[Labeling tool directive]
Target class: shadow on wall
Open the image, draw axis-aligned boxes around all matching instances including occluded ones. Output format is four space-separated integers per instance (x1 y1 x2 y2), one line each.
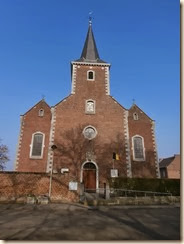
54 125 128 182
131 150 158 178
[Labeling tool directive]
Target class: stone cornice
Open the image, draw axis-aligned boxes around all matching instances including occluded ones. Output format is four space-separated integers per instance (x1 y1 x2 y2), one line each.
71 61 111 67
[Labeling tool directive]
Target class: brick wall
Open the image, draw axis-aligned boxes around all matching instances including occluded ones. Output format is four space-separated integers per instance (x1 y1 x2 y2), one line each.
15 100 51 172
0 172 79 202
167 155 180 179
128 105 157 178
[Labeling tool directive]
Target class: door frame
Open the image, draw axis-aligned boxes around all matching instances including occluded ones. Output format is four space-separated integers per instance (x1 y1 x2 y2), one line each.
80 161 99 191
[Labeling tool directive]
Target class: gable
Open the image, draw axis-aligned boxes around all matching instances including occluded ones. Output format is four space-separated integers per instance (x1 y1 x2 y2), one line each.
23 99 50 116
128 104 153 122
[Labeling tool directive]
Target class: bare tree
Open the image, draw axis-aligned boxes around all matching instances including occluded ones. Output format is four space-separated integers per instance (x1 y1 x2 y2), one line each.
54 125 88 180
0 139 9 171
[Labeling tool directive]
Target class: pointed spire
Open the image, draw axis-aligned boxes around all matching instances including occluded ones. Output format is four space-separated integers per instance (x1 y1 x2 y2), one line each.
75 20 106 63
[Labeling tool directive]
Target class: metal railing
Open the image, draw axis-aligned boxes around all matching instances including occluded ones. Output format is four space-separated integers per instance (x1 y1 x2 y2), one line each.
84 188 172 199
109 188 172 197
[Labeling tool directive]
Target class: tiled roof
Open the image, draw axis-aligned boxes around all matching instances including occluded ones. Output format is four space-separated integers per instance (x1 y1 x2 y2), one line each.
159 156 175 168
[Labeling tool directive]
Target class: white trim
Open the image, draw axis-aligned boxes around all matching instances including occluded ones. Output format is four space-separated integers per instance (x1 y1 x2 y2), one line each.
46 107 56 172
151 121 160 178
123 110 132 177
132 135 146 161
71 64 77 94
87 70 95 81
85 99 96 114
29 132 45 159
71 61 111 67
105 67 110 95
14 115 24 171
80 161 99 191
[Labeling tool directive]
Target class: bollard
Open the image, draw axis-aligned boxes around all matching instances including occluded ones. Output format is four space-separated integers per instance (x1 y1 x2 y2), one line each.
105 183 110 200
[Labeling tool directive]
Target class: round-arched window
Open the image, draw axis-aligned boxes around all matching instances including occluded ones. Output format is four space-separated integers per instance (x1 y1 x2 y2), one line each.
83 126 97 140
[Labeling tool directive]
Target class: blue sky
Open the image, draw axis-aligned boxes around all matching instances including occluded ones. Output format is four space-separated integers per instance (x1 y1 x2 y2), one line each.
0 0 180 171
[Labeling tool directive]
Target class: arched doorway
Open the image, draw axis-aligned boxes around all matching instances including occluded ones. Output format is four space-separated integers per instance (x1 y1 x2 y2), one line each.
82 162 97 193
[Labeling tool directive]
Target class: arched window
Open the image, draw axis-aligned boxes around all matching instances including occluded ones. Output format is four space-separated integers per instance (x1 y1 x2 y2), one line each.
132 136 145 161
133 112 138 120
83 162 96 169
87 70 95 80
30 132 45 158
38 109 44 117
85 100 95 114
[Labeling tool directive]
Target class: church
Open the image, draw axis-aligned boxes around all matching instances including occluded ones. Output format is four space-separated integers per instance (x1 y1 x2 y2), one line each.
14 20 160 192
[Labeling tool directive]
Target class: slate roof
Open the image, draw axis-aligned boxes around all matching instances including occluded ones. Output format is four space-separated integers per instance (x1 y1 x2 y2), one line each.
159 156 175 168
75 23 107 64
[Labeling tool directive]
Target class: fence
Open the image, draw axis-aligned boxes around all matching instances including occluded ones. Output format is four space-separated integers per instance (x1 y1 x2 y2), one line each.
83 187 172 200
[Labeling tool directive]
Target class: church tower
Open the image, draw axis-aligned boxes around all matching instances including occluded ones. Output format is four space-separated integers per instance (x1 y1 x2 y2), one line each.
71 20 110 96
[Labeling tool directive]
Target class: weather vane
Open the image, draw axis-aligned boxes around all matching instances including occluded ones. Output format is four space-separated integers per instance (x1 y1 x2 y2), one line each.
89 11 93 25
132 98 135 104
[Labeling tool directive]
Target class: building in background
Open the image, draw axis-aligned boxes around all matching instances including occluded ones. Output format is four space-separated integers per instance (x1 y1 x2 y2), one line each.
159 154 180 179
14 21 160 192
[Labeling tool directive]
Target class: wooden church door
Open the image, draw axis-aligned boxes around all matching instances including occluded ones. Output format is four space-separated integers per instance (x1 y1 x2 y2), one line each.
83 162 96 192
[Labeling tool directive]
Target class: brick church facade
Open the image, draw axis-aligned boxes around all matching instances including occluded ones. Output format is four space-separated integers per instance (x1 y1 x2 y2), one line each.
14 21 160 191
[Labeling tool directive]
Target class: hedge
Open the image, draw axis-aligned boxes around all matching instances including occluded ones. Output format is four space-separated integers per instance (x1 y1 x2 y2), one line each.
109 178 180 196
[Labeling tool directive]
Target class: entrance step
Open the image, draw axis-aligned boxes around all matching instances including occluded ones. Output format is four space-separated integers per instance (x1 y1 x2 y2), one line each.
83 192 100 206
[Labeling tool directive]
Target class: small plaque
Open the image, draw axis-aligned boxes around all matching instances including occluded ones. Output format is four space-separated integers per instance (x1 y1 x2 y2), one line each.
69 181 78 191
111 169 118 178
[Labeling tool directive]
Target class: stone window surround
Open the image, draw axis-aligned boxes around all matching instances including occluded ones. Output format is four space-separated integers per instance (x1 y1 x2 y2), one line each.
132 135 145 161
133 112 139 120
38 109 44 117
29 132 45 159
87 70 95 81
85 99 96 114
83 125 97 140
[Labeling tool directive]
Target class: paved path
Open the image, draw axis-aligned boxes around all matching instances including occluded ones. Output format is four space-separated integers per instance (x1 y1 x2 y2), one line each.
0 203 180 240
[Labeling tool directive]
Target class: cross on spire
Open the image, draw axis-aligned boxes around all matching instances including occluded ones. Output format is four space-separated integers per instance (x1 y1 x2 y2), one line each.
42 94 45 101
89 11 93 25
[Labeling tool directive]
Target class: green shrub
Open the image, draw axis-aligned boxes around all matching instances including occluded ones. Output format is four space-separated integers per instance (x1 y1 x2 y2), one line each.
109 178 180 196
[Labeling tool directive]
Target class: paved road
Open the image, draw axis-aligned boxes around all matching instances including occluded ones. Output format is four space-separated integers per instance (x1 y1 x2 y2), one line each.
0 203 180 240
